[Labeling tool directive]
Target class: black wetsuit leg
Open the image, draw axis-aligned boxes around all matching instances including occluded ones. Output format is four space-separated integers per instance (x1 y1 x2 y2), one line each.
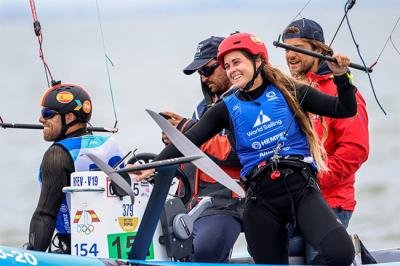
242 168 305 264
242 165 354 265
243 197 289 264
296 188 355 265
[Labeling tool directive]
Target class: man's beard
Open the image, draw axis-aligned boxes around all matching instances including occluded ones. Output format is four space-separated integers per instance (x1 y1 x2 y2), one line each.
290 60 315 80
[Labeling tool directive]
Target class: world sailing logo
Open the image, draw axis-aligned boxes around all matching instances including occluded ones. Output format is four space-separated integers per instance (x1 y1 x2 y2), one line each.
246 109 282 138
253 110 271 127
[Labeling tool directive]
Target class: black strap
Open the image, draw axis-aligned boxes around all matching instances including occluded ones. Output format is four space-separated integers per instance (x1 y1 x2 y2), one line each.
282 169 297 227
244 160 318 228
50 233 70 254
246 181 282 222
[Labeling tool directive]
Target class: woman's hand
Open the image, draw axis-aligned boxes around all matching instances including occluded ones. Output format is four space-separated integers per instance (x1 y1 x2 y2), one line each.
327 54 351 76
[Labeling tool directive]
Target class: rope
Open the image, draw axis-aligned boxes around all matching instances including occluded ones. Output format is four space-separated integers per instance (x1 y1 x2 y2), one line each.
95 0 119 128
290 0 312 22
343 4 387 115
390 36 400 56
370 15 400 68
28 0 56 87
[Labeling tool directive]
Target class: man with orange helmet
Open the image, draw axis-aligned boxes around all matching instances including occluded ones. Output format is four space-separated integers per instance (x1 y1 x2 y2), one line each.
26 84 124 253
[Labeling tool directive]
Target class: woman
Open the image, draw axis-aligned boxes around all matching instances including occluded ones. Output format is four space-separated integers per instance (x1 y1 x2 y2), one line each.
137 32 356 265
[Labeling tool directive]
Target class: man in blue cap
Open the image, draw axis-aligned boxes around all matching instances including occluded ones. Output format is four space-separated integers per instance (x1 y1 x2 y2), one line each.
161 36 243 263
182 36 232 117
282 18 369 263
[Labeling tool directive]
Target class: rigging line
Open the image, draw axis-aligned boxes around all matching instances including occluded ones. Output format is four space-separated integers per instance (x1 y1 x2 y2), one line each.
328 0 356 47
290 0 312 22
390 36 400 56
344 5 387 115
328 15 346 48
95 0 119 128
28 0 55 87
370 15 400 67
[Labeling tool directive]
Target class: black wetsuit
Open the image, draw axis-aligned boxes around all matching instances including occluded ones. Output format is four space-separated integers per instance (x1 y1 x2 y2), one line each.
28 128 89 252
155 74 356 265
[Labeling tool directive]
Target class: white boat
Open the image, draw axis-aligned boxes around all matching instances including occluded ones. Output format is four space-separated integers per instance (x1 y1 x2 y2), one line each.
1 155 399 266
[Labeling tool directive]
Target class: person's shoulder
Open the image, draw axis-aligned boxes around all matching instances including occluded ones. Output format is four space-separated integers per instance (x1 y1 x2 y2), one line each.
43 143 70 161
48 143 68 152
197 98 207 107
221 86 239 99
193 99 207 119
40 143 73 175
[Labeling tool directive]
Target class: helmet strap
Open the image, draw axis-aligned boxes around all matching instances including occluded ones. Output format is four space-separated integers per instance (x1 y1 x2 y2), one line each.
54 114 68 141
55 114 82 141
242 58 265 92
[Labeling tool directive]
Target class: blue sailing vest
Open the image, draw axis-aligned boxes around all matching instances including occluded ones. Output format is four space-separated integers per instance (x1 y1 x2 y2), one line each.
223 84 311 176
38 135 123 235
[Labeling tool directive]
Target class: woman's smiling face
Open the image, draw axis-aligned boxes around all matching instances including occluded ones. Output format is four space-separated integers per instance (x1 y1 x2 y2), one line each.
223 50 263 91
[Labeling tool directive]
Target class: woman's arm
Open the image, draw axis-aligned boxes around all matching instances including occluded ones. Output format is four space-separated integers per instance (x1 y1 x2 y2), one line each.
299 74 357 117
155 101 230 161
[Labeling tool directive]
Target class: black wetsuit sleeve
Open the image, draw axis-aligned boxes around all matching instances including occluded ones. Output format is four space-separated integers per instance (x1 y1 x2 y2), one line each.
298 74 357 117
155 101 230 161
28 145 74 251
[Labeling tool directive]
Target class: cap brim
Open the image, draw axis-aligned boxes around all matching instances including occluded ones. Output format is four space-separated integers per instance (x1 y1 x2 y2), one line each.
183 58 212 75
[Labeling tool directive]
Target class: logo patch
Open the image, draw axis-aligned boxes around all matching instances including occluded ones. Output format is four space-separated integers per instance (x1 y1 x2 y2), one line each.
73 210 100 235
83 100 92 114
250 35 263 45
253 110 271 127
252 142 262 150
194 44 204 59
56 91 74 103
118 217 139 232
74 100 82 111
60 203 68 213
73 210 100 223
266 91 278 101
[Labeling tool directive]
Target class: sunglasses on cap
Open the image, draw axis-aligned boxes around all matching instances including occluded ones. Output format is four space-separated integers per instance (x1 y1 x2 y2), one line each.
198 62 220 77
41 108 59 120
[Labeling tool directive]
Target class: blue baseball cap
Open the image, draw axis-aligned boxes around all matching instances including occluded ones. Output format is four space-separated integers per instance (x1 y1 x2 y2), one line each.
282 18 325 43
183 36 224 75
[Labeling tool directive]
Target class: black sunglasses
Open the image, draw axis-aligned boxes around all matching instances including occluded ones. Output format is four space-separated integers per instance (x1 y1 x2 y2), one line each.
198 62 220 77
41 108 59 120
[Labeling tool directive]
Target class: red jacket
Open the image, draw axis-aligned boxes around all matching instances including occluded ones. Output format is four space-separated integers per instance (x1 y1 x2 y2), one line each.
307 69 369 211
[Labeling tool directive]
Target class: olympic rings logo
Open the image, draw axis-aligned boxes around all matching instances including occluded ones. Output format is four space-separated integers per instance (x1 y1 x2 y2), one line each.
77 224 95 235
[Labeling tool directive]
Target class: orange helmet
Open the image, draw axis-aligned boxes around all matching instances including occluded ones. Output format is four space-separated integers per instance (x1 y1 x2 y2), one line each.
217 32 268 67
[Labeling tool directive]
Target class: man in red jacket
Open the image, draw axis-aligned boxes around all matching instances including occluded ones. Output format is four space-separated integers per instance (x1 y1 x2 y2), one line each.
282 18 369 263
